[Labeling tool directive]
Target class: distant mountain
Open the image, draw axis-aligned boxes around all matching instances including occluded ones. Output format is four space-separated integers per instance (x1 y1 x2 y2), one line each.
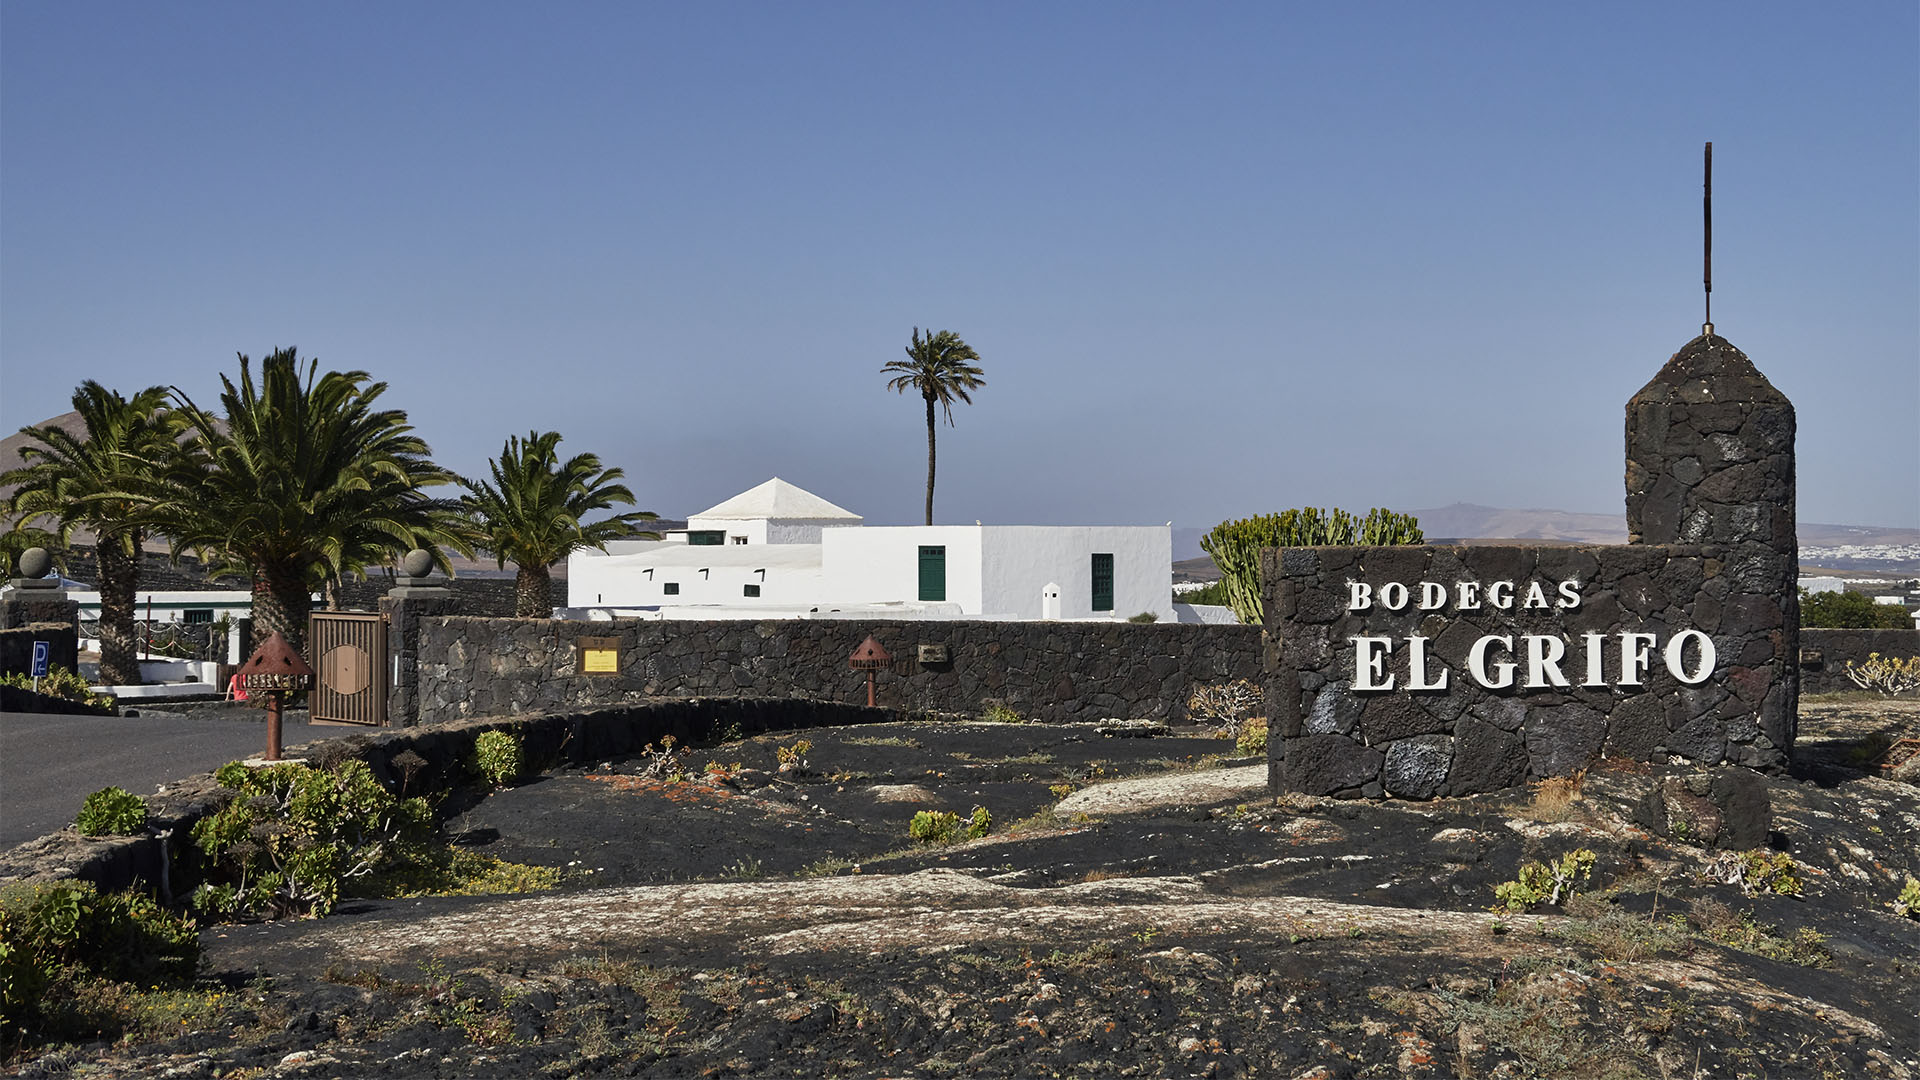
1174 504 1920 577
1412 503 1629 545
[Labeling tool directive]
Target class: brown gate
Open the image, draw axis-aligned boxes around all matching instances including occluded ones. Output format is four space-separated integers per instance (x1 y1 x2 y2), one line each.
309 612 389 726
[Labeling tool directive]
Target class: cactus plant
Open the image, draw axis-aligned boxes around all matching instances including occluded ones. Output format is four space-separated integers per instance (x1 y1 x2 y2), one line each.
1199 507 1423 624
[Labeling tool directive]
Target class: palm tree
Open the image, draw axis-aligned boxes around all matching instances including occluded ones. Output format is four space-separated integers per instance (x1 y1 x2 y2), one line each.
157 349 470 658
1 382 177 685
883 327 986 525
460 431 659 617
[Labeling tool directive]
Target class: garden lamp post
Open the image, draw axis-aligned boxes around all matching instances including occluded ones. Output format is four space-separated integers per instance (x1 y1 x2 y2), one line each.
235 631 315 761
848 635 891 708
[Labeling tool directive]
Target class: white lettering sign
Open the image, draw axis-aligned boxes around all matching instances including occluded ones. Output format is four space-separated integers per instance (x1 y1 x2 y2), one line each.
1349 628 1721 692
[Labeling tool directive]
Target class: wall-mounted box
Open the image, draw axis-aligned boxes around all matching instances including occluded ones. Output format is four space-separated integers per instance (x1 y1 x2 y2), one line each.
917 643 950 664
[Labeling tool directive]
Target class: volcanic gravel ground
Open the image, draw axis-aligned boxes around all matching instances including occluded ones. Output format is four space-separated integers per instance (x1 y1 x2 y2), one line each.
10 702 1920 1078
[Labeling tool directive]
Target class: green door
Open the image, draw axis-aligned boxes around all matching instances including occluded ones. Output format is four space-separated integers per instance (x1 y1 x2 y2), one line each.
918 546 947 602
1091 553 1114 611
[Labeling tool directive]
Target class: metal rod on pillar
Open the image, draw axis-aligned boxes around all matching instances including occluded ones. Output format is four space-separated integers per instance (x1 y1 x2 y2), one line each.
1703 141 1713 336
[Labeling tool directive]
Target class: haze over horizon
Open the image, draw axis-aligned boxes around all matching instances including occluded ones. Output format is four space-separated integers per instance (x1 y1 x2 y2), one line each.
3 5 1914 532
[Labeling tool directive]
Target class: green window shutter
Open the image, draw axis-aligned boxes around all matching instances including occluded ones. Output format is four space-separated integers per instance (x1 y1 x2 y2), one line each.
1091 553 1114 611
687 531 725 546
918 546 947 602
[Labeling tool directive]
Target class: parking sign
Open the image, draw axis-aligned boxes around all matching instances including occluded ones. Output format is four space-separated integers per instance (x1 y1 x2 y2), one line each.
30 640 50 678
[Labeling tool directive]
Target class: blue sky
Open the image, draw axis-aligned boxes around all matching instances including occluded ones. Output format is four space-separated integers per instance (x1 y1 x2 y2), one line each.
3 3 1915 531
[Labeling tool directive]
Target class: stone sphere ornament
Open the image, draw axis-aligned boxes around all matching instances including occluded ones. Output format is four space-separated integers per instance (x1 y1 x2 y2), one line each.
401 549 435 580
16 547 52 580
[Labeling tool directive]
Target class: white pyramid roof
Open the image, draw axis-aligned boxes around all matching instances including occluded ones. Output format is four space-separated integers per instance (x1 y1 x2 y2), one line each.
691 478 861 522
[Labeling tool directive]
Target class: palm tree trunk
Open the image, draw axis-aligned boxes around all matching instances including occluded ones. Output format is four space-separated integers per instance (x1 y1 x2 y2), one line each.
96 536 143 686
515 564 551 618
924 394 937 526
252 563 313 659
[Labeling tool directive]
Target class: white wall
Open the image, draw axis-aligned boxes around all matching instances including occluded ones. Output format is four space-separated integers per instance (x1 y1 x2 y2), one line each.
821 527 986 613
69 589 257 623
566 547 823 609
683 518 770 545
571 524 1172 621
979 526 1172 620
682 516 861 545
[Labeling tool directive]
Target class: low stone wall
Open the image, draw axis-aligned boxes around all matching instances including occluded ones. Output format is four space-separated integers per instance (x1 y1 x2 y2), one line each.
1265 543 1797 799
0 697 891 896
0 623 78 679
414 617 1263 726
1800 628 1920 694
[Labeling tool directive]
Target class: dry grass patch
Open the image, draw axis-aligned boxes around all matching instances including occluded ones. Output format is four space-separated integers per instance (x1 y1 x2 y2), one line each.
1523 770 1587 823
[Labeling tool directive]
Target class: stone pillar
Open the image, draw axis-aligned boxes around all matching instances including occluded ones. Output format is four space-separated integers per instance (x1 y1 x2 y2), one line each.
1 547 80 631
378 550 461 727
1625 332 1798 756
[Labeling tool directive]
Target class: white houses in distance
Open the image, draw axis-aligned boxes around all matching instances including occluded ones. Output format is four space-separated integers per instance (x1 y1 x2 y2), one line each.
564 478 1175 622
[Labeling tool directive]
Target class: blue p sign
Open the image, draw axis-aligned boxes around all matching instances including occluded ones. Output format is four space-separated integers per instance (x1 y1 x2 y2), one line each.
30 641 50 678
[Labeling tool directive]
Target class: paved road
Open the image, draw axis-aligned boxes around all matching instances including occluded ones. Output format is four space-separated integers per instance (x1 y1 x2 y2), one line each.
0 709 322 849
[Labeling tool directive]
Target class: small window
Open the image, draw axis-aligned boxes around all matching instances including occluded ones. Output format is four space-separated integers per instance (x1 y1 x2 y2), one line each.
687 530 725 546
1091 553 1114 611
731 535 748 545
182 609 214 625
663 582 680 595
743 584 761 597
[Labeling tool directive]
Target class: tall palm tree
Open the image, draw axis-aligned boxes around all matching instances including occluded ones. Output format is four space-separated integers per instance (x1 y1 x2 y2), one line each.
882 327 986 525
1 382 177 685
460 431 659 617
157 349 470 658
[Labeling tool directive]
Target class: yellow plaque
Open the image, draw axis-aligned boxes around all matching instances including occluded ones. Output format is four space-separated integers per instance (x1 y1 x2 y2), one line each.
582 648 618 673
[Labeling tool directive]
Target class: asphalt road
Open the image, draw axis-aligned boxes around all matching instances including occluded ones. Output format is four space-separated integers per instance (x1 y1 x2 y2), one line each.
0 709 320 849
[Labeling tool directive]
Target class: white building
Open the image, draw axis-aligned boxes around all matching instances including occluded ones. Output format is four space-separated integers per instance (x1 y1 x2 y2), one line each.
565 478 1174 622
677 477 863 546
69 588 255 629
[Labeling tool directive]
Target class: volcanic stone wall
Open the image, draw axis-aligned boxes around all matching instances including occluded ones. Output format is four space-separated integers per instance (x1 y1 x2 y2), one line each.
0 623 77 678
1799 627 1920 694
414 617 1262 725
1263 542 1796 798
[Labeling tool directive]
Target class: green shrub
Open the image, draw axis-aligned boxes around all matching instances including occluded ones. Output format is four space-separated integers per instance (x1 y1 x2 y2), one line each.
471 730 524 787
0 665 113 709
1734 851 1803 897
74 786 147 837
909 807 991 845
1127 611 1158 623
979 701 1023 724
0 881 199 1030
1494 849 1596 911
1800 588 1914 629
1235 716 1269 757
775 739 813 773
1893 878 1920 918
967 806 992 839
909 810 960 844
358 846 561 899
191 759 431 919
1201 508 1422 624
1843 653 1920 696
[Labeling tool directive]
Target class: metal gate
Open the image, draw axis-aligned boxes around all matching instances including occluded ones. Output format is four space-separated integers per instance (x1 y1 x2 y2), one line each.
310 612 389 726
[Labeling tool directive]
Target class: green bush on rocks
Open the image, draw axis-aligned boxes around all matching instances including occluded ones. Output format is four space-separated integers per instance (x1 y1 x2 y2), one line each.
191 759 431 919
0 880 199 1032
74 786 147 837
